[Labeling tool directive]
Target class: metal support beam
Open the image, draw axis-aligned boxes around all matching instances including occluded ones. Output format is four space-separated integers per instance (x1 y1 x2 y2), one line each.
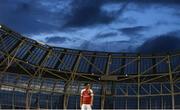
63 53 82 109
121 53 126 75
50 81 57 109
12 74 21 109
111 57 137 74
0 25 180 110
22 45 36 61
88 53 96 73
63 83 69 109
25 49 53 109
160 83 164 109
141 57 167 75
152 55 157 74
167 55 175 109
81 55 104 74
0 33 9 52
54 50 66 69
105 54 111 75
101 82 105 109
137 55 141 109
33 74 44 109
100 54 112 109
0 39 25 81
8 39 22 55
150 85 151 109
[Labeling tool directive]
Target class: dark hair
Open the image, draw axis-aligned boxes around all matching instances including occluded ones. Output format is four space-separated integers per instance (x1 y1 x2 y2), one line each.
84 83 90 86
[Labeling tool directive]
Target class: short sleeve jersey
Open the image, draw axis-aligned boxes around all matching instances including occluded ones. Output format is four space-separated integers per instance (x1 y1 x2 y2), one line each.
81 89 93 104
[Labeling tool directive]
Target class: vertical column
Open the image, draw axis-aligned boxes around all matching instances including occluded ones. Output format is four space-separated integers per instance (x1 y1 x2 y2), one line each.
112 81 115 109
25 48 52 109
100 54 112 109
12 88 15 109
0 39 24 79
76 82 80 110
125 84 128 110
125 97 127 110
160 83 163 109
150 84 151 109
167 55 174 109
137 55 141 109
25 79 31 109
105 54 111 75
50 81 57 109
121 53 126 75
63 83 69 109
100 82 105 109
63 53 82 109
36 74 43 109
12 75 20 109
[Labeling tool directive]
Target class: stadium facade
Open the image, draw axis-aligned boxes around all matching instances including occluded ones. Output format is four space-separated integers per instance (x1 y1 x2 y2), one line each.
0 24 180 109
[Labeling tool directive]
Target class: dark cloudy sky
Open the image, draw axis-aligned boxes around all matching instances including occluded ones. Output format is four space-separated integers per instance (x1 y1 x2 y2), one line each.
0 0 180 53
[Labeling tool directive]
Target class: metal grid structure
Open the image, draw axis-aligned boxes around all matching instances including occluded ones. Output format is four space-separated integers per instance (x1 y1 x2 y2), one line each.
0 24 180 109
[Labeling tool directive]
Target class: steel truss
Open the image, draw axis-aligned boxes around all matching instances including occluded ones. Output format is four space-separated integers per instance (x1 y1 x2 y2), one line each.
0 24 180 109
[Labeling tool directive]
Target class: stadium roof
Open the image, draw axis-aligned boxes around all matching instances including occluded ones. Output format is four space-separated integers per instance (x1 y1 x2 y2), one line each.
0 24 179 82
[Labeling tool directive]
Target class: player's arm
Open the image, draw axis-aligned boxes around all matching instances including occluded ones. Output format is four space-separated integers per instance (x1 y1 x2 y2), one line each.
80 95 83 107
80 90 83 107
90 90 94 106
91 96 93 106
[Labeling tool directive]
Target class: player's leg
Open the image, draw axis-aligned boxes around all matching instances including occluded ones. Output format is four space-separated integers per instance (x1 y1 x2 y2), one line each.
86 104 92 110
81 104 86 110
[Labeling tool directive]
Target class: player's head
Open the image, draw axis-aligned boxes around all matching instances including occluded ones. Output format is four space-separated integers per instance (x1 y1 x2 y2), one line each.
84 83 90 89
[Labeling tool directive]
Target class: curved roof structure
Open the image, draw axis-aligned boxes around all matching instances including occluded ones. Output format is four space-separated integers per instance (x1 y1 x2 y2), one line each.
0 24 180 109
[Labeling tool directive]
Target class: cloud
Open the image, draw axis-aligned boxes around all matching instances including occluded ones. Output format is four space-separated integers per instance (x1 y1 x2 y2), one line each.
63 0 130 28
129 0 180 5
94 32 118 39
167 30 180 36
45 36 71 43
173 12 180 17
63 0 113 27
79 40 93 50
101 0 180 5
79 40 136 52
0 0 129 33
137 34 180 53
0 0 65 34
1 0 180 53
119 26 149 37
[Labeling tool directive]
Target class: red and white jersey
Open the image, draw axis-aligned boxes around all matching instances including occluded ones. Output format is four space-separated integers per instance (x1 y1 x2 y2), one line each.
81 89 94 104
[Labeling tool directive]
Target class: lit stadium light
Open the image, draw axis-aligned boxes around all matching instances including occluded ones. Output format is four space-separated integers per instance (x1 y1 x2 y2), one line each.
123 72 128 76
0 25 2 28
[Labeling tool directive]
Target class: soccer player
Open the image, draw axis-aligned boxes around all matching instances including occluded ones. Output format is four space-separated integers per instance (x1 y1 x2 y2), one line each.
80 83 94 110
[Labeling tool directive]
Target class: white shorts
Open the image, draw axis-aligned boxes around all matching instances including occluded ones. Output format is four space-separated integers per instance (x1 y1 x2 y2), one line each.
81 104 92 110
